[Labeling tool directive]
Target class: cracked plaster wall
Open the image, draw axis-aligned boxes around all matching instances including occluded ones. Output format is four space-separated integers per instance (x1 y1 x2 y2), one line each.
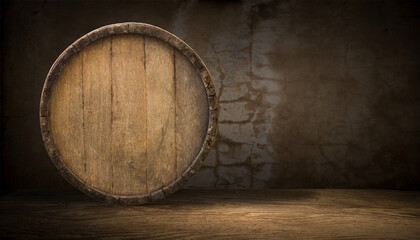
2 0 420 189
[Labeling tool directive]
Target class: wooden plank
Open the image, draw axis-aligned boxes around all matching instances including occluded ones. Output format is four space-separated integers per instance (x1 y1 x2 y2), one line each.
82 37 112 193
110 34 147 195
145 36 176 192
2 190 420 239
49 53 85 180
175 50 209 177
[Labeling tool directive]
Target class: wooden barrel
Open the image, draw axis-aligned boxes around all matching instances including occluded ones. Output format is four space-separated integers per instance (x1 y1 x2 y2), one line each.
40 23 218 204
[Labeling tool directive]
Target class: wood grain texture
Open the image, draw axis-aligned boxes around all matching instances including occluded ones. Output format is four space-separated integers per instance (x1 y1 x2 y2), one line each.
175 50 208 177
41 23 218 203
1 190 420 239
110 34 147 195
49 53 84 180
145 36 176 191
82 38 113 193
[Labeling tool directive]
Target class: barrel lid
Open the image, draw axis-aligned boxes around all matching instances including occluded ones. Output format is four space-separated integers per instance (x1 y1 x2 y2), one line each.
40 23 218 205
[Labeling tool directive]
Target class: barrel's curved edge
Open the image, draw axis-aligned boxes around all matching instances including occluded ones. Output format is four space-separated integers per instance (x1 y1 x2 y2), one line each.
40 22 218 205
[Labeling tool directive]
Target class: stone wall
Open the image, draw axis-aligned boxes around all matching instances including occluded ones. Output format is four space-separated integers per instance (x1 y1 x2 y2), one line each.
2 0 420 189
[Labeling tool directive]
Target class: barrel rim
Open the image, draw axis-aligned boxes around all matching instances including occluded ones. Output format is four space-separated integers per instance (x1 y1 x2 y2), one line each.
39 22 218 205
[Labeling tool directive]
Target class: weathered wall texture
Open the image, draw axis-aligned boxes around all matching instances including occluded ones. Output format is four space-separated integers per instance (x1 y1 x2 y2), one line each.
2 0 420 190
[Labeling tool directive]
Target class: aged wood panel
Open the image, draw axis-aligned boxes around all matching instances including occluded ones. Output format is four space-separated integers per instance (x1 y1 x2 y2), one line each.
82 38 113 193
175 50 209 177
145 36 176 192
42 22 218 203
110 35 147 195
49 53 85 180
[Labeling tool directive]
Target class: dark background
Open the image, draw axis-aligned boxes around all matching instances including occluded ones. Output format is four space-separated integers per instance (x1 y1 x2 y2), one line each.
1 0 419 191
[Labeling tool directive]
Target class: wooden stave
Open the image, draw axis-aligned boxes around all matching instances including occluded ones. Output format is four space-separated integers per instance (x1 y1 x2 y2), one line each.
39 22 218 205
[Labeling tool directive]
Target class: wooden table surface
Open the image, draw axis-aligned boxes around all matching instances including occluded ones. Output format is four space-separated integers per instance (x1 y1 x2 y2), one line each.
1 189 420 239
